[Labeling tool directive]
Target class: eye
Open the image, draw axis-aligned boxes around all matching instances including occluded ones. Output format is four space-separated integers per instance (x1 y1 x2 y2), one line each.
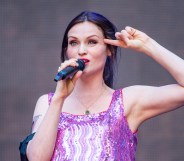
88 40 97 45
69 40 78 46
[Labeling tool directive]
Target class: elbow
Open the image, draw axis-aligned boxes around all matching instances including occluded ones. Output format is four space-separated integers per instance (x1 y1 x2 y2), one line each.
27 143 51 161
27 149 43 161
175 83 184 89
180 84 184 88
178 82 184 88
176 76 184 87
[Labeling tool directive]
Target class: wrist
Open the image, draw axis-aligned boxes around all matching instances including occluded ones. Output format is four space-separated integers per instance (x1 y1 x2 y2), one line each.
51 94 66 104
141 37 160 57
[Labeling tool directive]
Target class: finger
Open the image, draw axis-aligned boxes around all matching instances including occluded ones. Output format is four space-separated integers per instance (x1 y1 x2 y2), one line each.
71 71 83 85
58 59 78 72
115 32 130 47
104 38 124 47
120 30 134 40
125 26 139 36
115 32 122 40
116 32 130 42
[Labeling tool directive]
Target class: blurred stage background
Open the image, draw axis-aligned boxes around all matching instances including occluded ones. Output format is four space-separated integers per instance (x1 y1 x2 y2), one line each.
1 0 184 160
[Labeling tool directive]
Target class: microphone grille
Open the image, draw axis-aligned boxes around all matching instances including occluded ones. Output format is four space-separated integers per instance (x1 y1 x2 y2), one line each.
77 59 85 71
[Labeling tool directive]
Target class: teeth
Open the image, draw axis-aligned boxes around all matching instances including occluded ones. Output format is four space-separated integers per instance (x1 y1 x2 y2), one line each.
82 59 89 63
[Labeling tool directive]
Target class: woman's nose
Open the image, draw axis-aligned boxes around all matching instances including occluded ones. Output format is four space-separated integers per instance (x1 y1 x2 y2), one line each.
78 45 87 56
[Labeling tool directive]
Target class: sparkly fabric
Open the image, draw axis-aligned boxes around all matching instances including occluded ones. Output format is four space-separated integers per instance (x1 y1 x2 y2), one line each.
49 89 137 161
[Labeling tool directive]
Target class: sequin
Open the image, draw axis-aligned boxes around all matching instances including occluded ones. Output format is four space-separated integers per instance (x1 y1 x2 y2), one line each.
49 89 137 161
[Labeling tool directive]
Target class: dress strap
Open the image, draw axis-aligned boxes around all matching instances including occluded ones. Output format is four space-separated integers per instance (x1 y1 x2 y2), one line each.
113 89 123 103
111 88 125 113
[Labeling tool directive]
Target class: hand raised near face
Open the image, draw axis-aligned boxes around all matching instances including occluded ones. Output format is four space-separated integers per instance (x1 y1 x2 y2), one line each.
104 26 151 53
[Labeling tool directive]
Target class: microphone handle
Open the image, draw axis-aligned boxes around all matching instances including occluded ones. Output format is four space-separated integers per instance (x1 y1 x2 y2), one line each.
54 59 85 82
54 66 78 81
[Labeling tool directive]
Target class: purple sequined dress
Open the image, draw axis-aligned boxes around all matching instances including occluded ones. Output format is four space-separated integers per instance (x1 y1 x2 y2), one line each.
48 89 137 161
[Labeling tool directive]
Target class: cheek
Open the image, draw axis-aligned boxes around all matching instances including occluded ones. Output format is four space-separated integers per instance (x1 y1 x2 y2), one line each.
92 46 108 59
66 47 77 58
91 48 108 69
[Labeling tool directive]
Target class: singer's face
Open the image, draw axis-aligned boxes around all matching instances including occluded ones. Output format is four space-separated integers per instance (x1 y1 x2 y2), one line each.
66 21 110 76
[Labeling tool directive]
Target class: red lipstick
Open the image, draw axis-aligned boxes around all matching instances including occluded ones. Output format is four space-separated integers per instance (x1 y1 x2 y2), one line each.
80 58 90 64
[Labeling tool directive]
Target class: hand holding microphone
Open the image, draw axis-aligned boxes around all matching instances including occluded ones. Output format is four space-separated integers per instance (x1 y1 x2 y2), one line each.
54 59 87 82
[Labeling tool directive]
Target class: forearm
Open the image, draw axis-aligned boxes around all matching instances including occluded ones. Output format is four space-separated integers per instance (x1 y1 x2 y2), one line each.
143 38 184 86
27 95 64 161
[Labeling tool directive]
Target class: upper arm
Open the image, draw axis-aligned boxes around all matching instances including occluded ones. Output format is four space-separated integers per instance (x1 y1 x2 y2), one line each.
123 84 184 129
138 84 184 120
31 94 49 133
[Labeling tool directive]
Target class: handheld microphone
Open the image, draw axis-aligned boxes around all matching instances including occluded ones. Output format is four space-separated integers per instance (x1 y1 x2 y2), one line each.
54 59 85 82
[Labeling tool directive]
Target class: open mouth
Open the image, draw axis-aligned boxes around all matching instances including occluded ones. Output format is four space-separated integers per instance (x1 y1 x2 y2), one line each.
80 58 90 64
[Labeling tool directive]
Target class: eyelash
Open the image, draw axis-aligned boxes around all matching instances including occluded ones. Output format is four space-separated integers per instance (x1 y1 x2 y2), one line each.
69 41 77 46
68 40 98 46
88 40 97 45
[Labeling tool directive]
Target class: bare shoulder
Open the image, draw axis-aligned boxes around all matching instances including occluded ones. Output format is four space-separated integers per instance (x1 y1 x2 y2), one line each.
31 94 49 133
33 94 50 117
122 85 143 115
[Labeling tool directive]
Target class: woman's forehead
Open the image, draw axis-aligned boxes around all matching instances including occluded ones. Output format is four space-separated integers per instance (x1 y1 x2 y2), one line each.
68 21 104 38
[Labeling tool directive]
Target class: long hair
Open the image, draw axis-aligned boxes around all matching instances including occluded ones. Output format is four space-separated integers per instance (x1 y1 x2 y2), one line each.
61 11 118 88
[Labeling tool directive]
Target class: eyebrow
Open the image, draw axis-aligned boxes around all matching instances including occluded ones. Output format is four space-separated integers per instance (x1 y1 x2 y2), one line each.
68 35 101 39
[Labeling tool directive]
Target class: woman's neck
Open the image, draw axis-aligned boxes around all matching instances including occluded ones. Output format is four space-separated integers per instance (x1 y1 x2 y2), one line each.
67 74 114 115
74 78 105 94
